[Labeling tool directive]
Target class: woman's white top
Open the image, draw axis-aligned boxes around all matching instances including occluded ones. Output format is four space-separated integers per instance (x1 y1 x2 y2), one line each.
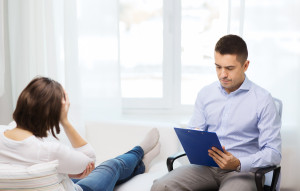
0 124 96 191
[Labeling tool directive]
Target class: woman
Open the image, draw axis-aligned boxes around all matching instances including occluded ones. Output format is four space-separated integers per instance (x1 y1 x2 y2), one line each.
0 77 161 191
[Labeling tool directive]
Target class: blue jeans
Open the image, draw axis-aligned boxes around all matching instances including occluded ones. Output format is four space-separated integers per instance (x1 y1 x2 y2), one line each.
73 146 145 191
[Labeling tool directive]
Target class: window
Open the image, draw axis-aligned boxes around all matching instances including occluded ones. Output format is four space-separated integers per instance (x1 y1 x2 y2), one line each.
119 0 163 99
120 0 240 108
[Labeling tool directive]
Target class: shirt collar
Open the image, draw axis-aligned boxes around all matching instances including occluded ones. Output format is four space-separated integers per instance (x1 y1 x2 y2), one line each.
218 75 252 95
238 75 251 91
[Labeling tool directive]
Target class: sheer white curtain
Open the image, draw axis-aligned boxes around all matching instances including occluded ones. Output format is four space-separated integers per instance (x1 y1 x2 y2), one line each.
7 0 66 107
2 0 121 135
4 0 86 138
0 0 5 97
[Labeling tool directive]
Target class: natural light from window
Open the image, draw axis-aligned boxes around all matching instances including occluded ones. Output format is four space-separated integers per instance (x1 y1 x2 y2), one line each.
119 0 163 98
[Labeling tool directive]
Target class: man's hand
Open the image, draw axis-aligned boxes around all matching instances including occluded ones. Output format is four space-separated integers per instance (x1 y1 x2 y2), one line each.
208 146 240 170
69 162 95 179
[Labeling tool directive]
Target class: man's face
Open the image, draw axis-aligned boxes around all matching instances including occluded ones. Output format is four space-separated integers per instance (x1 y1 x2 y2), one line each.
214 52 249 94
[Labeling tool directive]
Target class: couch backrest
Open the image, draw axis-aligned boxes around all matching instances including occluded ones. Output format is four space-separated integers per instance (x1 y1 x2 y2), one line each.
85 120 181 165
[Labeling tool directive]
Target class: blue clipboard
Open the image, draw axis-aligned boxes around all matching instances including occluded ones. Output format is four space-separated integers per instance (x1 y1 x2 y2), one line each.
174 127 223 167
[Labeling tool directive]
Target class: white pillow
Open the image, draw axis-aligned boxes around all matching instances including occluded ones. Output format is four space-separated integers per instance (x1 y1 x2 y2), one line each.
0 160 65 190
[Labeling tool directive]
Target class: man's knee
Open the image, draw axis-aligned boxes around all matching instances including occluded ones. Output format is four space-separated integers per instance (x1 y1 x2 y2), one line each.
151 165 204 191
151 171 186 191
220 172 256 191
151 177 169 191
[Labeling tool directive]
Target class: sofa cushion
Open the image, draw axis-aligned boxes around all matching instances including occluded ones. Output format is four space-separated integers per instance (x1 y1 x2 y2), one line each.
0 160 65 190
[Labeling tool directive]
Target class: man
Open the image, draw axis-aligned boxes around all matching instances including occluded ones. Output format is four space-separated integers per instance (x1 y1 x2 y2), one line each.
151 34 281 191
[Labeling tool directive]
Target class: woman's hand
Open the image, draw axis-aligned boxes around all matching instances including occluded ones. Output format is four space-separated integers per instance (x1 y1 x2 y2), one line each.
69 162 95 179
60 89 70 126
60 89 87 148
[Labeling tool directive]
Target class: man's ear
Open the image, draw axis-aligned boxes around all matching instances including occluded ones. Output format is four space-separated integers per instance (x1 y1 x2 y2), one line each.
243 60 250 72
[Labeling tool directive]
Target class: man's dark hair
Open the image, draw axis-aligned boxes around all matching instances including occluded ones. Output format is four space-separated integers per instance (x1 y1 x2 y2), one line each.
215 34 248 64
13 77 64 139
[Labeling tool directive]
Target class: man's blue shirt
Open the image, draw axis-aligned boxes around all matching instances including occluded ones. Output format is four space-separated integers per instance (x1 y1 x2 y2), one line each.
188 76 282 172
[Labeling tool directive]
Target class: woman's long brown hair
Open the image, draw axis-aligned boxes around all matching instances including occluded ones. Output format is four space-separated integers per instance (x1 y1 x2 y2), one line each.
13 77 64 139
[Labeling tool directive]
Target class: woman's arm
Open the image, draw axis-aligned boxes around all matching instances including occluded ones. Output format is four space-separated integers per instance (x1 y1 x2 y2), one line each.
51 90 96 174
49 141 95 174
60 90 87 148
68 162 95 179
